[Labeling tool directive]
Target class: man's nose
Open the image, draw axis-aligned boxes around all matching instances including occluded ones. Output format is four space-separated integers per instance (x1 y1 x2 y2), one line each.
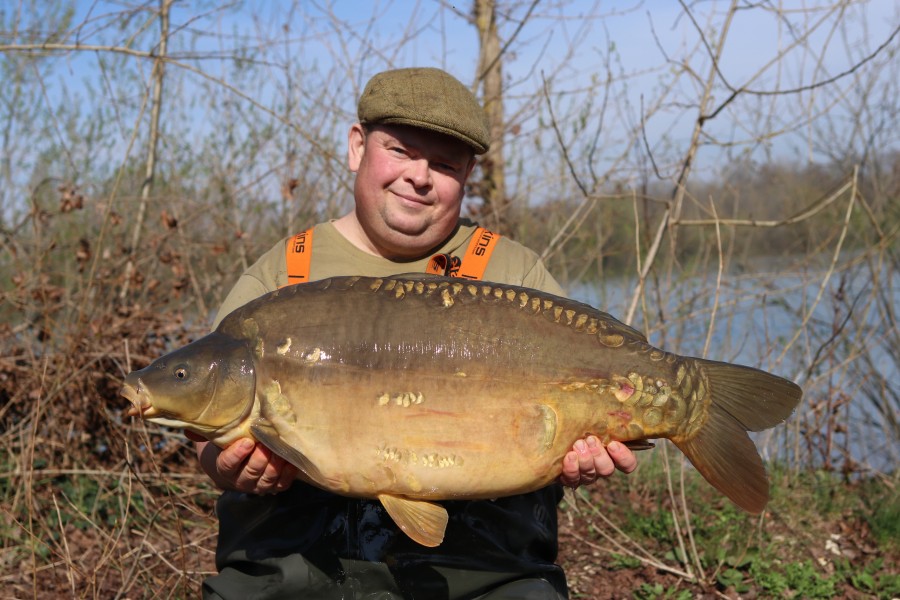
405 158 432 188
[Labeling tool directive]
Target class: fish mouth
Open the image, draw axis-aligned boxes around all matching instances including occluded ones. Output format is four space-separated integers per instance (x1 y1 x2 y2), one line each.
121 381 157 419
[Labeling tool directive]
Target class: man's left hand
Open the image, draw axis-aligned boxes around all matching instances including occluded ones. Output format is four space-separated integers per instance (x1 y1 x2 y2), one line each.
559 437 637 488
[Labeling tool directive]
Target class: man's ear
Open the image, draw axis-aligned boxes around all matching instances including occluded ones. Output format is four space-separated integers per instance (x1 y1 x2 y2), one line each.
465 156 477 180
348 123 366 172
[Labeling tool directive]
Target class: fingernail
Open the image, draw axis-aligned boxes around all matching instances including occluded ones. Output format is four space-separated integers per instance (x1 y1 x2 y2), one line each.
574 440 586 453
586 436 599 448
240 439 255 451
608 441 621 452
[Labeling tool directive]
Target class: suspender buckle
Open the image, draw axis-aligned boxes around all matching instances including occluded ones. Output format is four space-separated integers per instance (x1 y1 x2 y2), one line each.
426 253 462 277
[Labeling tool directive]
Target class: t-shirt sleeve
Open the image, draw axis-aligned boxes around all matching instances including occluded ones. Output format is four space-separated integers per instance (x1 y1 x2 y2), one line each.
211 274 269 329
521 258 565 297
483 237 566 297
210 239 287 329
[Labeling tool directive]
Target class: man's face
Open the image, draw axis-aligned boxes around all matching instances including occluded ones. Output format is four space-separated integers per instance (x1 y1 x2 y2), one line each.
348 123 476 259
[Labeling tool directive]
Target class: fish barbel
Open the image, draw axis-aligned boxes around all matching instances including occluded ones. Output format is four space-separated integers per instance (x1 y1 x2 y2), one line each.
121 275 802 547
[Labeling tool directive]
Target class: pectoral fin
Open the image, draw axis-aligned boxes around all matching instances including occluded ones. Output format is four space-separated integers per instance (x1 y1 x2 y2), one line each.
623 440 655 451
378 494 448 547
250 420 324 484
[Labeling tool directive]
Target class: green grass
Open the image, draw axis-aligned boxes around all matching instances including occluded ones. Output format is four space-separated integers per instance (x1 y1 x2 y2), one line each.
560 449 900 599
633 582 693 600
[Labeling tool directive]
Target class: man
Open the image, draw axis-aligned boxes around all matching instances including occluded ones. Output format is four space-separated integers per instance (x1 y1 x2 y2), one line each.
194 67 636 599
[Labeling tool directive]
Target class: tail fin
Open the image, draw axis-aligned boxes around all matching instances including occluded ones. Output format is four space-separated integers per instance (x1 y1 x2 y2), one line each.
672 361 802 513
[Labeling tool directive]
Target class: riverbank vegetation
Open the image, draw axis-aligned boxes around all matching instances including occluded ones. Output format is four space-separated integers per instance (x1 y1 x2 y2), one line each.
2 2 898 597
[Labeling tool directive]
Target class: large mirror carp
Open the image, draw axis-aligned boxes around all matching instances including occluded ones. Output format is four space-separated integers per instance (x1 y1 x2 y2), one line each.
122 275 802 547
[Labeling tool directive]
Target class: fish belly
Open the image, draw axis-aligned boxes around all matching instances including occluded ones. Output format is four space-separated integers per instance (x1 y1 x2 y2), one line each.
255 359 625 500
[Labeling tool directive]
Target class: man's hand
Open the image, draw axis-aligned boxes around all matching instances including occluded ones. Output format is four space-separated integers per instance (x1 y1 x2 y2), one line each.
186 432 298 495
559 437 637 488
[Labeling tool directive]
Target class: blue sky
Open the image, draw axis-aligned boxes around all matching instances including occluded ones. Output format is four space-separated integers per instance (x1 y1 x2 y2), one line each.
7 0 900 206
59 1 899 104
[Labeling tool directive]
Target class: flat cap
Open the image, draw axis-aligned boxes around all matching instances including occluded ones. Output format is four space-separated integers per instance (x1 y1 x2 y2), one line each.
358 67 490 154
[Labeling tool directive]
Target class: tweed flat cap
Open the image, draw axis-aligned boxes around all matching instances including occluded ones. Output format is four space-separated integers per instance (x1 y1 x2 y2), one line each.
358 67 490 154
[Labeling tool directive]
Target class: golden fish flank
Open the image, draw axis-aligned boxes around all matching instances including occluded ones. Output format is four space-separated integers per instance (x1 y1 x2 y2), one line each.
377 391 425 407
121 274 803 548
599 332 625 347
419 452 463 469
259 380 299 426
276 337 292 355
378 446 404 462
377 446 463 470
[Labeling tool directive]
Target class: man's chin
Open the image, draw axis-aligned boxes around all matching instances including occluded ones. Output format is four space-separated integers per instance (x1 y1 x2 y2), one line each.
379 226 448 259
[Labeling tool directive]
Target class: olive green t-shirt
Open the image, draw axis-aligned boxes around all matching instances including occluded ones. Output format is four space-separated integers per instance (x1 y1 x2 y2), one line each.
212 219 564 328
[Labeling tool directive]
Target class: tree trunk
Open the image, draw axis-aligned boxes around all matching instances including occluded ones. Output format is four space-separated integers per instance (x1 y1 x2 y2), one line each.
120 0 171 302
474 0 510 233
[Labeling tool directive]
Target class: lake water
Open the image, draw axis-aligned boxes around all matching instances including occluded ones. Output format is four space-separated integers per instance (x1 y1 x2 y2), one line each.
568 263 900 476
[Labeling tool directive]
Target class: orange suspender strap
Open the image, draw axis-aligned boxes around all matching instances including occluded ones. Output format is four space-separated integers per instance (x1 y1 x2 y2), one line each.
458 226 500 280
426 227 500 280
283 227 314 288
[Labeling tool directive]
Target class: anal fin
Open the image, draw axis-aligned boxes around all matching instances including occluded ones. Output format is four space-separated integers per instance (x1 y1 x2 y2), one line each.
378 494 448 547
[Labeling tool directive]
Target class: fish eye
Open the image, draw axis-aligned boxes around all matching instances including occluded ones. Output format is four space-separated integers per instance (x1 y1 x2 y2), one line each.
173 365 190 380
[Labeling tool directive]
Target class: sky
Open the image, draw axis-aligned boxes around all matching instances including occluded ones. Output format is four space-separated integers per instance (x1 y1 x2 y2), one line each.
204 0 900 170
5 0 899 209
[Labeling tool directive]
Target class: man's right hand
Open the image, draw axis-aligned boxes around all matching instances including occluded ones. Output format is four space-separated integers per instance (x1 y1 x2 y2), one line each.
186 432 298 494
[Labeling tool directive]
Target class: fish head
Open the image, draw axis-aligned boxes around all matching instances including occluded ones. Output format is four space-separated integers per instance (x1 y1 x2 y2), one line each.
121 332 256 437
